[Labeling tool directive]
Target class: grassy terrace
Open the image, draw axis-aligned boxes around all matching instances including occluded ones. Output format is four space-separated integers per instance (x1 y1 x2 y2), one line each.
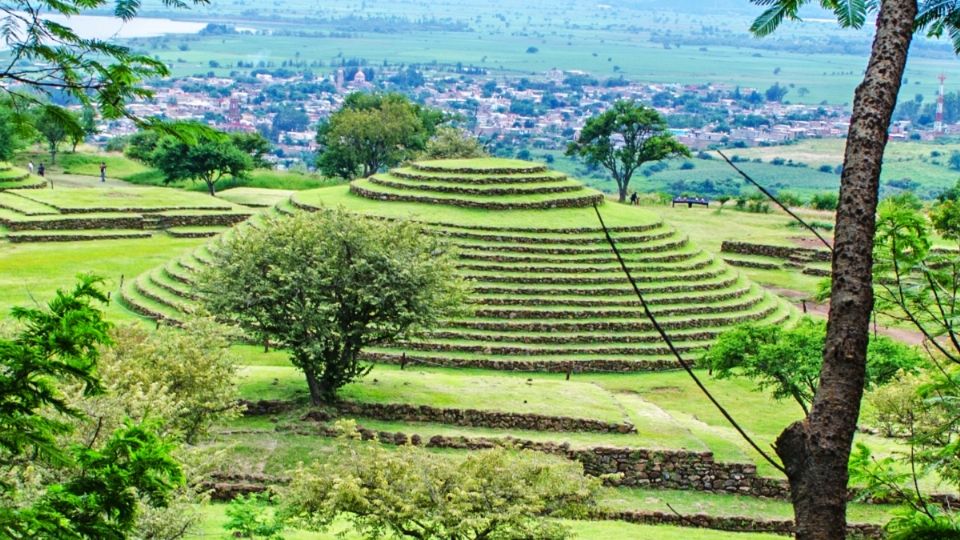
114 158 939 531
125 159 795 373
6 159 929 536
15 186 244 212
190 505 789 540
291 185 659 229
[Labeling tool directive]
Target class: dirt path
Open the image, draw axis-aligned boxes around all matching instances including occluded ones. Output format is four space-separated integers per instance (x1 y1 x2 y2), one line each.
41 172 135 189
765 286 925 346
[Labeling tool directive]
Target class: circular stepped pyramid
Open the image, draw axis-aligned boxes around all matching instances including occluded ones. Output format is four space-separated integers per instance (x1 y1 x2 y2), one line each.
350 158 605 209
120 158 796 372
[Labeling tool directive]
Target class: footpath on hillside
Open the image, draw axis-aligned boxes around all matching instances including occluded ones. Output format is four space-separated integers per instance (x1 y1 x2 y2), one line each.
766 286 924 346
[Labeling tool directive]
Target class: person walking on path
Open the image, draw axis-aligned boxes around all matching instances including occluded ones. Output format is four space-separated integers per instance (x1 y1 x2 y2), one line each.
100 162 106 183
37 163 44 177
27 161 34 175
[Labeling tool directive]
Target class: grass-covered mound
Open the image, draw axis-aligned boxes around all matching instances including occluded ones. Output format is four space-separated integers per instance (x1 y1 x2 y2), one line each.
352 158 605 209
122 158 795 372
0 163 44 190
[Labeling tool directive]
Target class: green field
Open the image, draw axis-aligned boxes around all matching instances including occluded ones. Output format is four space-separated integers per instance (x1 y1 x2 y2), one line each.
732 138 960 198
123 0 960 106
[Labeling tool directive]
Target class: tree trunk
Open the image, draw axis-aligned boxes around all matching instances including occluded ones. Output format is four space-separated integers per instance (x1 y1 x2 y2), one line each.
774 1 916 538
207 180 216 196
303 364 323 406
617 182 627 203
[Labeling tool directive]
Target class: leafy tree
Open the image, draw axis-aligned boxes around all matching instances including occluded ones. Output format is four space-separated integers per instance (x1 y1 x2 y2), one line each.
283 422 601 540
950 150 960 171
20 421 184 540
764 82 789 102
0 104 28 162
230 131 273 168
749 0 960 534
701 317 923 415
0 276 184 538
97 318 242 444
421 126 487 160
0 0 205 135
67 107 97 153
124 130 161 162
150 128 253 195
316 93 444 179
848 443 960 539
566 100 689 202
270 107 310 135
33 106 82 164
197 209 468 404
0 275 110 469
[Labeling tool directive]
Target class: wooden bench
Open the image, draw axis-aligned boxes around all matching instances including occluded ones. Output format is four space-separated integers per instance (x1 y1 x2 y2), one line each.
672 197 711 208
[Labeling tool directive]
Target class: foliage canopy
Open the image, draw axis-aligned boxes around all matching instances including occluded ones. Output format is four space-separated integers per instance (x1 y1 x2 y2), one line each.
198 209 468 403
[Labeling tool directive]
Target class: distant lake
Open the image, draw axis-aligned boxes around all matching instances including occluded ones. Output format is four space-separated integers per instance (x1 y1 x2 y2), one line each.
7 12 207 40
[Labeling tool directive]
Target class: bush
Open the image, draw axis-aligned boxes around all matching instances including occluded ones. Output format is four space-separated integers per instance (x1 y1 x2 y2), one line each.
225 493 285 539
777 191 804 207
283 422 602 540
818 164 834 173
679 161 695 170
810 192 839 211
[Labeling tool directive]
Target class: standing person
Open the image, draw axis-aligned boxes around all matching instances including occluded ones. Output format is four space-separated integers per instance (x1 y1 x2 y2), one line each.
27 161 34 175
99 162 106 183
37 163 44 177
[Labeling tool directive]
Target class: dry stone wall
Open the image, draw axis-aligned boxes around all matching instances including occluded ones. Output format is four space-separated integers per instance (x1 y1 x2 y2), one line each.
349 183 604 210
331 401 637 434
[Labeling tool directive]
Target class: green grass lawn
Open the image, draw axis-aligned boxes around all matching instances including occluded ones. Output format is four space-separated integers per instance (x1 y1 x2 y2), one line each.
16 150 338 193
293 184 661 229
16 186 242 211
217 187 295 207
190 502 789 540
238 364 629 424
0 235 206 322
598 487 895 524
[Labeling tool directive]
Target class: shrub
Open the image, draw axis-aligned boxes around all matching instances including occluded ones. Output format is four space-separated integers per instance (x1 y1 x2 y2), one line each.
777 191 804 207
225 493 285 539
810 192 839 211
283 422 602 540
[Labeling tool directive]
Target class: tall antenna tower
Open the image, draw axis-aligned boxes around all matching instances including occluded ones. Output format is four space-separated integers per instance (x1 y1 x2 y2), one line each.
936 73 946 133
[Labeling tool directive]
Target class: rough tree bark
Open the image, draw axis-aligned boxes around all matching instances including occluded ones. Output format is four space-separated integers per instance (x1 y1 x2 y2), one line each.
773 1 917 538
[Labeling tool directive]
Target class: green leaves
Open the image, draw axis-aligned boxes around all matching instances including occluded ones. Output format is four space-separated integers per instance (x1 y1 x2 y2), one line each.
198 209 469 403
918 0 960 53
749 0 878 37
139 124 252 195
0 0 207 121
566 100 689 201
750 2 801 37
317 92 445 179
0 277 185 539
702 317 924 413
283 424 600 540
0 275 111 469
